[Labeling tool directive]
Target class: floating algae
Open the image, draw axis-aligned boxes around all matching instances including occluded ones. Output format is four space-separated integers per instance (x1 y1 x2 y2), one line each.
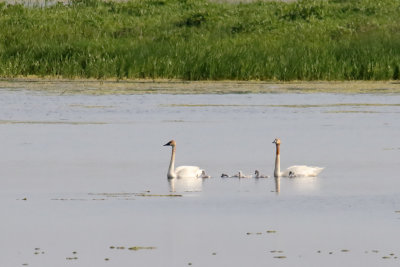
273 256 287 259
69 104 115 109
0 120 106 125
3 80 400 95
246 232 263 235
134 193 182 197
128 246 157 251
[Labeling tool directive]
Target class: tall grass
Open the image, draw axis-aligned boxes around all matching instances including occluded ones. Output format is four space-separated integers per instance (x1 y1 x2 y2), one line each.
1 0 400 80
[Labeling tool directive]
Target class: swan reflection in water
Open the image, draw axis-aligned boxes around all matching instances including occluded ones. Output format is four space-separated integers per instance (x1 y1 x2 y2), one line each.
273 176 319 194
168 177 204 192
274 177 280 194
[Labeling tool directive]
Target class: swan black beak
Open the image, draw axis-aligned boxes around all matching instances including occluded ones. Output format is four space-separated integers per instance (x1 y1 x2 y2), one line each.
163 142 171 146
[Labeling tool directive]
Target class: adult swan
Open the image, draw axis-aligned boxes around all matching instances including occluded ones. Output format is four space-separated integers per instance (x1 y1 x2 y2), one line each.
273 138 324 178
164 140 204 179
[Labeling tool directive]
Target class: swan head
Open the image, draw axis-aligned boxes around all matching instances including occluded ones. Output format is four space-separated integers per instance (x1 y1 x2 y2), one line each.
255 170 259 175
272 138 281 145
163 140 176 147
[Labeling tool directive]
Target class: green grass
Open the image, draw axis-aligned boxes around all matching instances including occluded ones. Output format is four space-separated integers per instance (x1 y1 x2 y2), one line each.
1 0 400 80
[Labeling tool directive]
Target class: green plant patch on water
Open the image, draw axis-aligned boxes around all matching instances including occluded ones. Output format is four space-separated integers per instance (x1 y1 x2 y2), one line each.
69 104 115 109
273 256 287 259
134 193 183 197
323 110 381 114
1 80 400 94
0 78 400 95
164 103 400 108
89 192 136 198
2 0 400 81
128 246 157 251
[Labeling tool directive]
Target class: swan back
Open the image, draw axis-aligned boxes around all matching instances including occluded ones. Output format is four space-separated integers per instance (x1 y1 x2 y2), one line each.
175 166 203 178
282 165 324 177
255 170 269 178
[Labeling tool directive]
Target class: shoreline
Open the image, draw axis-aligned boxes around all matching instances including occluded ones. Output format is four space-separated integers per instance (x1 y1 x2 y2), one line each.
1 78 400 94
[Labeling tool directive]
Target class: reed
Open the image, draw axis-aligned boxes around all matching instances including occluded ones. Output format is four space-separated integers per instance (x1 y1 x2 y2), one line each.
1 0 400 80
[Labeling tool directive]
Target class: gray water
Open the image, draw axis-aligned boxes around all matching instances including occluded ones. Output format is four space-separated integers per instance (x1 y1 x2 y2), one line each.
0 87 400 266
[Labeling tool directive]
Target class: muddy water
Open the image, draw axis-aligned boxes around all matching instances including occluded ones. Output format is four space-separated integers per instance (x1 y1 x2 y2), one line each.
0 85 399 266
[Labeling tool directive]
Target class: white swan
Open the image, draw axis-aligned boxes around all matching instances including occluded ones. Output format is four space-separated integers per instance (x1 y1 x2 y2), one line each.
254 170 269 178
164 140 203 179
273 138 324 177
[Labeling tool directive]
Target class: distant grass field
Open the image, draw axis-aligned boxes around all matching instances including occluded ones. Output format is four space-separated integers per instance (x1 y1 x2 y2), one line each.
1 0 400 80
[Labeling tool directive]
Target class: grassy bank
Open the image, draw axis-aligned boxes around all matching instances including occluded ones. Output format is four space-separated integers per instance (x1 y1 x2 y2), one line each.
1 0 400 80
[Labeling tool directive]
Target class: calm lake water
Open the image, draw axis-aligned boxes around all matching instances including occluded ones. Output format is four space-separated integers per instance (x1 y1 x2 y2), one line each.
0 84 400 266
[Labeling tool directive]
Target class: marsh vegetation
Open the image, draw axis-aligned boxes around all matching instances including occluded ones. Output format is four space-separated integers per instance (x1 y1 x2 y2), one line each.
1 0 400 80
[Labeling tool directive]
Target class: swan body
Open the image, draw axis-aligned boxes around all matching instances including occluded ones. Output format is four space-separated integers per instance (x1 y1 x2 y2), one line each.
273 138 324 178
234 171 251 178
164 140 203 179
254 170 269 178
222 171 252 178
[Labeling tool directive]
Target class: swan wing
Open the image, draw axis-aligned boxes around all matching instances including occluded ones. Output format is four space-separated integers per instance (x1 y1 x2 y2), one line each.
282 165 324 177
175 166 203 178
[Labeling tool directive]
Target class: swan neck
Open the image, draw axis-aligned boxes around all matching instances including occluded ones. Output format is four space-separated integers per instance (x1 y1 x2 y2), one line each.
274 144 281 177
168 145 176 179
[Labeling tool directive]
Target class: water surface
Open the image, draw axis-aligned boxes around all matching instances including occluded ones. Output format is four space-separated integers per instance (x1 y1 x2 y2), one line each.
0 85 399 266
